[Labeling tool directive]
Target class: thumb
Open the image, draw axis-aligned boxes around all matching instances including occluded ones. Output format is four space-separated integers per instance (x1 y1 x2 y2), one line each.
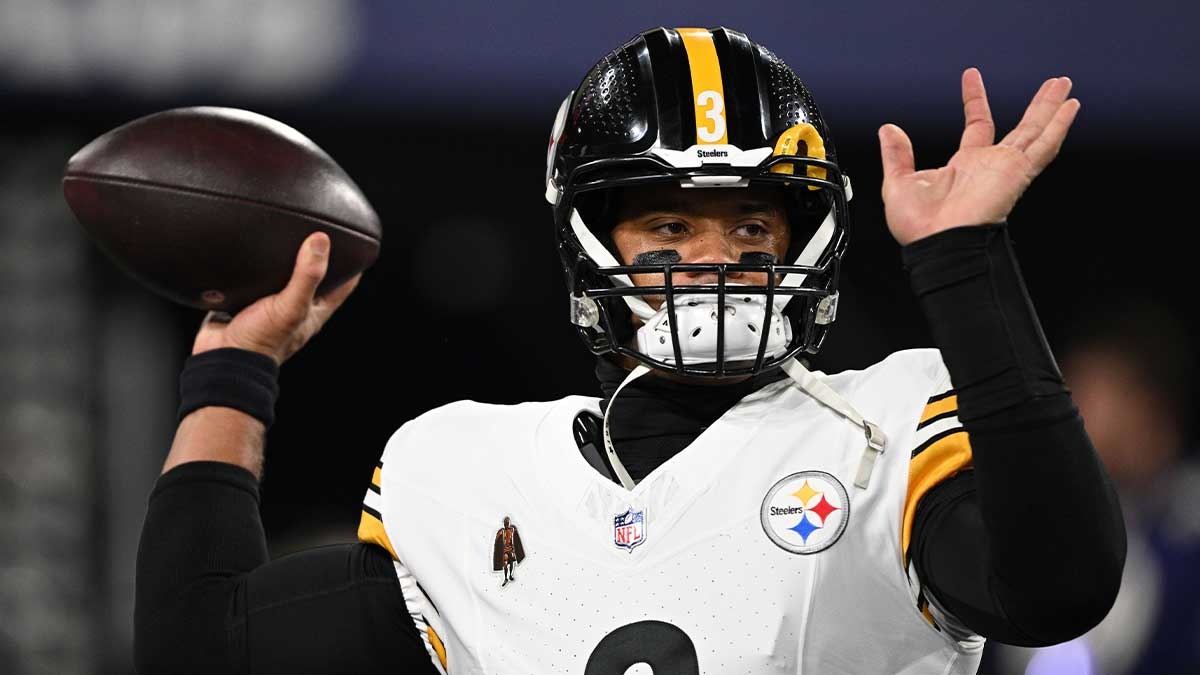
278 232 330 317
878 124 915 178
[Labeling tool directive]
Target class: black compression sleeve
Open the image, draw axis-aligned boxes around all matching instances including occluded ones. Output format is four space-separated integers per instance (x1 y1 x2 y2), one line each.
903 225 1125 646
239 542 432 673
135 461 438 674
903 224 1068 423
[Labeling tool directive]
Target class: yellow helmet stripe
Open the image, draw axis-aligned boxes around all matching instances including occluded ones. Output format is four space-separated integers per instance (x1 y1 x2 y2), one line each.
676 28 728 145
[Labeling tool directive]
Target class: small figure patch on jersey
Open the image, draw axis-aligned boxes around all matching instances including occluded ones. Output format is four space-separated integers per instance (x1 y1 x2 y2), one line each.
492 516 525 587
760 471 850 554
613 508 646 552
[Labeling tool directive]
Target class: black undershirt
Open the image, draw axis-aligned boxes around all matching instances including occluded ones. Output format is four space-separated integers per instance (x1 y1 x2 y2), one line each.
595 357 789 481
135 224 1125 672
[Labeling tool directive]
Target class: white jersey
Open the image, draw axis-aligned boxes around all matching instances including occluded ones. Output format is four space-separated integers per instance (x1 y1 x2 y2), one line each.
358 348 983 674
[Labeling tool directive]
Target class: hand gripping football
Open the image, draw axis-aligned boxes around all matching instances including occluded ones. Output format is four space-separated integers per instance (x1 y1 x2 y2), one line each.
63 107 381 312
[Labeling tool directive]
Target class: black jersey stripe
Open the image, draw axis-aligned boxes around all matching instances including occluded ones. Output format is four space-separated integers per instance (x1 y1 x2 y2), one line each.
362 503 383 522
911 427 967 459
916 409 959 431
927 389 957 405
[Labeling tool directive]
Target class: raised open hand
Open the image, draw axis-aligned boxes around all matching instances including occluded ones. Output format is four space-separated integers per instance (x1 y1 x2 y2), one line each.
878 68 1080 245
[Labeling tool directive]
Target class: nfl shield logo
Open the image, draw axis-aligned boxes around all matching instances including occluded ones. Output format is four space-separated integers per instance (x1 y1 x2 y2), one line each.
613 508 646 551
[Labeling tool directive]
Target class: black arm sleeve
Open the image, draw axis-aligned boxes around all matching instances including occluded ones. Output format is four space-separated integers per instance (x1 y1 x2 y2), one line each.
904 225 1126 646
135 461 439 674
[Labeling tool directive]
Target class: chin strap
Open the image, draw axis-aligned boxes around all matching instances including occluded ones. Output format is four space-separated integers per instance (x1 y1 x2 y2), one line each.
601 364 652 490
781 358 887 489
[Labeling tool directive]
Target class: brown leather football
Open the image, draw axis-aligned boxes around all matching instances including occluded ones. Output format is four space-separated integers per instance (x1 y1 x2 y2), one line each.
63 107 381 312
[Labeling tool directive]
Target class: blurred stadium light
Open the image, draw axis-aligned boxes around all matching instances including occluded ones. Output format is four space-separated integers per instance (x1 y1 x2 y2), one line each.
0 0 359 97
1 0 1196 140
0 137 95 674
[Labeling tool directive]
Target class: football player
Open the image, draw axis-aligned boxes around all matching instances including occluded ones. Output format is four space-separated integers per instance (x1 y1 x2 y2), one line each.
135 28 1124 674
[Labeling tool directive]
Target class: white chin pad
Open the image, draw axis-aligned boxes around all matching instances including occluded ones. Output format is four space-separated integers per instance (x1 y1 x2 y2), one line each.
636 289 791 366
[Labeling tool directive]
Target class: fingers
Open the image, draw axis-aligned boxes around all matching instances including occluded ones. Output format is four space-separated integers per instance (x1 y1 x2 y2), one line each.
1001 77 1073 151
878 123 915 179
277 233 331 322
1025 98 1081 172
959 67 995 150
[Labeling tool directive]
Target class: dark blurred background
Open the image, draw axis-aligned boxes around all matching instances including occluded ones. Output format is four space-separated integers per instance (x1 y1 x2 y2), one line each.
1 1 1197 673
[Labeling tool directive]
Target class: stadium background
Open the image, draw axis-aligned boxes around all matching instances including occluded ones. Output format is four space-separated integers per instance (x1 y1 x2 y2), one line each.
0 1 1196 673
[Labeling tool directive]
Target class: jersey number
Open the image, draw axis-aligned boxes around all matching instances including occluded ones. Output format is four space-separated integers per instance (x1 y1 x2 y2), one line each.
585 620 700 675
696 90 726 143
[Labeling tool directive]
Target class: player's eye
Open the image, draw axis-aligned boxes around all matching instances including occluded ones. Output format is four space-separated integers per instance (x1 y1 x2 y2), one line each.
652 221 687 236
736 222 769 237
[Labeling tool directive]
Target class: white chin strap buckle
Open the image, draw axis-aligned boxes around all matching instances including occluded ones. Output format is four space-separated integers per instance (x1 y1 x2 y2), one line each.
636 291 791 366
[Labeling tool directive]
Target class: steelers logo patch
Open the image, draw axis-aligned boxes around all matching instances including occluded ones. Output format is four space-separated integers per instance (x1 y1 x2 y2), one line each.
760 471 850 554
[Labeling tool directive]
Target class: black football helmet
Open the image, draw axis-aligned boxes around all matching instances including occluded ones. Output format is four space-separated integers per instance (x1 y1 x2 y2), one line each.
547 27 851 377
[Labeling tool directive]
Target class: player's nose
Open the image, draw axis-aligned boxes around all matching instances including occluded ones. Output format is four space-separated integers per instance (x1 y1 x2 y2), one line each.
678 232 743 284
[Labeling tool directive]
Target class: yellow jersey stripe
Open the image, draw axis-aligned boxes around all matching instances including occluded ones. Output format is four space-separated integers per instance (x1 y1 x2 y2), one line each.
919 394 958 426
920 602 936 627
428 625 448 671
357 509 399 561
901 430 972 559
371 465 382 488
676 28 728 145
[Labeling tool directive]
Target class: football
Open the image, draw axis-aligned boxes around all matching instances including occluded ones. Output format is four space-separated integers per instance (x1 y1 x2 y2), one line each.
62 107 381 312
